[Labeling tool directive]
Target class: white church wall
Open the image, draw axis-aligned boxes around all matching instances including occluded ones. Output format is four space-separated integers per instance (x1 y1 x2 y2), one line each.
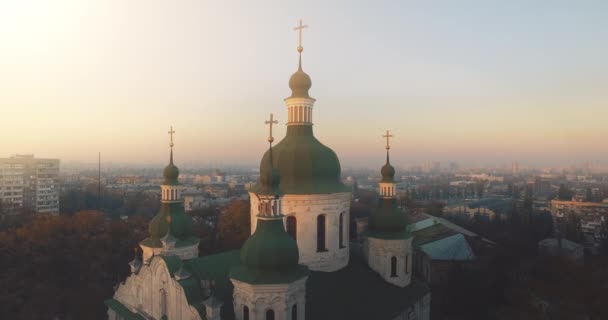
250 192 351 272
231 277 307 320
113 257 203 320
364 236 413 288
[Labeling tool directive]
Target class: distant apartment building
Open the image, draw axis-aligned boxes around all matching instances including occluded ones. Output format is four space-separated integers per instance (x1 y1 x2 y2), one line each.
550 199 608 254
0 155 60 214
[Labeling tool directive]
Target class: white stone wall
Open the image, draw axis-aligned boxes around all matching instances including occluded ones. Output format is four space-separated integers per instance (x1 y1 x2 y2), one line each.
141 242 199 262
364 236 413 288
250 192 351 272
231 277 307 320
112 257 203 320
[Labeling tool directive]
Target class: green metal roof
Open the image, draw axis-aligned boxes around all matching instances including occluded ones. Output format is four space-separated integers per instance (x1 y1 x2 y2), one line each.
256 126 350 195
305 243 430 320
412 223 457 247
419 233 475 261
171 244 429 320
231 217 308 284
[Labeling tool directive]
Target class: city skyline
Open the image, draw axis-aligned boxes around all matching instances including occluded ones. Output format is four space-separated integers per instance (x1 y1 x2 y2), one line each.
2 1 607 167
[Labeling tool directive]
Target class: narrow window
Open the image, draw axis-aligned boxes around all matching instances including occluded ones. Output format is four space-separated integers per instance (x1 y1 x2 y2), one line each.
405 254 409 274
292 304 297 320
339 212 345 248
160 289 167 317
286 216 297 241
317 215 327 252
266 309 275 320
390 256 397 277
243 306 249 320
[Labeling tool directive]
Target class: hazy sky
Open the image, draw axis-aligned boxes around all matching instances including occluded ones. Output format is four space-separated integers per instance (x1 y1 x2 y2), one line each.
1 0 607 169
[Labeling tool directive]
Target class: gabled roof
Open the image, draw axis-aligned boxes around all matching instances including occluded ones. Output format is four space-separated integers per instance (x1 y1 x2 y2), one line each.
419 233 475 261
412 223 457 247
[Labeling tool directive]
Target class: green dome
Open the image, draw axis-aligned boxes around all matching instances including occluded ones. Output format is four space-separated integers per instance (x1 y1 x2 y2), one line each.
148 213 169 239
369 198 409 239
252 148 281 196
256 126 350 195
381 163 395 183
380 153 395 183
163 163 179 185
144 202 196 247
288 60 311 98
240 218 299 270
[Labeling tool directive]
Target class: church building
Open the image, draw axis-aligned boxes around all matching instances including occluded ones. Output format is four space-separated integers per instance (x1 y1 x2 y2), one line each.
106 21 430 320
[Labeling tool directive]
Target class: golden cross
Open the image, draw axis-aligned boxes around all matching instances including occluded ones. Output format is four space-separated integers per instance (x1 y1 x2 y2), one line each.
265 113 278 143
383 130 393 150
168 126 175 148
293 19 308 52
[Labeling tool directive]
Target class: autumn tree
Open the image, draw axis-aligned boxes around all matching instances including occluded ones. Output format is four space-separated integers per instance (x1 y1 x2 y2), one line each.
216 200 251 250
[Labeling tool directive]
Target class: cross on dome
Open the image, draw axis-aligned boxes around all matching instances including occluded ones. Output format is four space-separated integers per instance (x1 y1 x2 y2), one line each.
265 113 279 144
293 19 308 53
168 126 175 149
383 130 393 150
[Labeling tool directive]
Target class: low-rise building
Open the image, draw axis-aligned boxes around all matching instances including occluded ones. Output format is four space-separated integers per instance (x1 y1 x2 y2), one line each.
550 199 608 254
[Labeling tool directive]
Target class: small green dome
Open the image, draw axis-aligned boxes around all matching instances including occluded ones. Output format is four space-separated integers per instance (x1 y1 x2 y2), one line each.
240 218 299 271
288 60 312 98
381 163 395 183
170 210 194 238
148 214 169 239
370 198 407 236
145 203 195 246
380 152 396 183
163 163 179 185
256 126 350 195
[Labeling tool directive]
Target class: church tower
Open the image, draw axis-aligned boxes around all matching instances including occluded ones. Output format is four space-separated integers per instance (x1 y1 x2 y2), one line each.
140 127 199 261
363 131 413 287
231 121 309 320
249 20 352 272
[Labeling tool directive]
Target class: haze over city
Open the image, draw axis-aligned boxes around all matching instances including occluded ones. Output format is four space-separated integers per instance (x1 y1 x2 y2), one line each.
2 0 607 168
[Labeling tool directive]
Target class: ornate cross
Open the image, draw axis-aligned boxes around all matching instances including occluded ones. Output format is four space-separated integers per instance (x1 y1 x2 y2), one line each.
293 19 308 52
168 126 175 148
265 113 278 143
383 130 393 150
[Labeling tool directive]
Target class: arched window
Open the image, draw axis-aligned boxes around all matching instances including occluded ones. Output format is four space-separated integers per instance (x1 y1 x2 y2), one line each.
160 289 168 317
390 256 397 277
291 304 297 320
286 216 297 241
266 309 275 320
243 306 249 320
317 215 327 252
339 212 345 248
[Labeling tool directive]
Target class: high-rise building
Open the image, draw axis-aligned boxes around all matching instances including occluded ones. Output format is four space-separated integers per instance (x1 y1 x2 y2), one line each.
0 155 60 214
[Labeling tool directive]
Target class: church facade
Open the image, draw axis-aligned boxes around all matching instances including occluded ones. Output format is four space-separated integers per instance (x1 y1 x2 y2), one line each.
106 21 430 320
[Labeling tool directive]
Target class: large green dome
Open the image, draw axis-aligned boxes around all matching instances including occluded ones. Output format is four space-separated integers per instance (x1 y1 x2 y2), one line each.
252 148 281 196
256 126 349 195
